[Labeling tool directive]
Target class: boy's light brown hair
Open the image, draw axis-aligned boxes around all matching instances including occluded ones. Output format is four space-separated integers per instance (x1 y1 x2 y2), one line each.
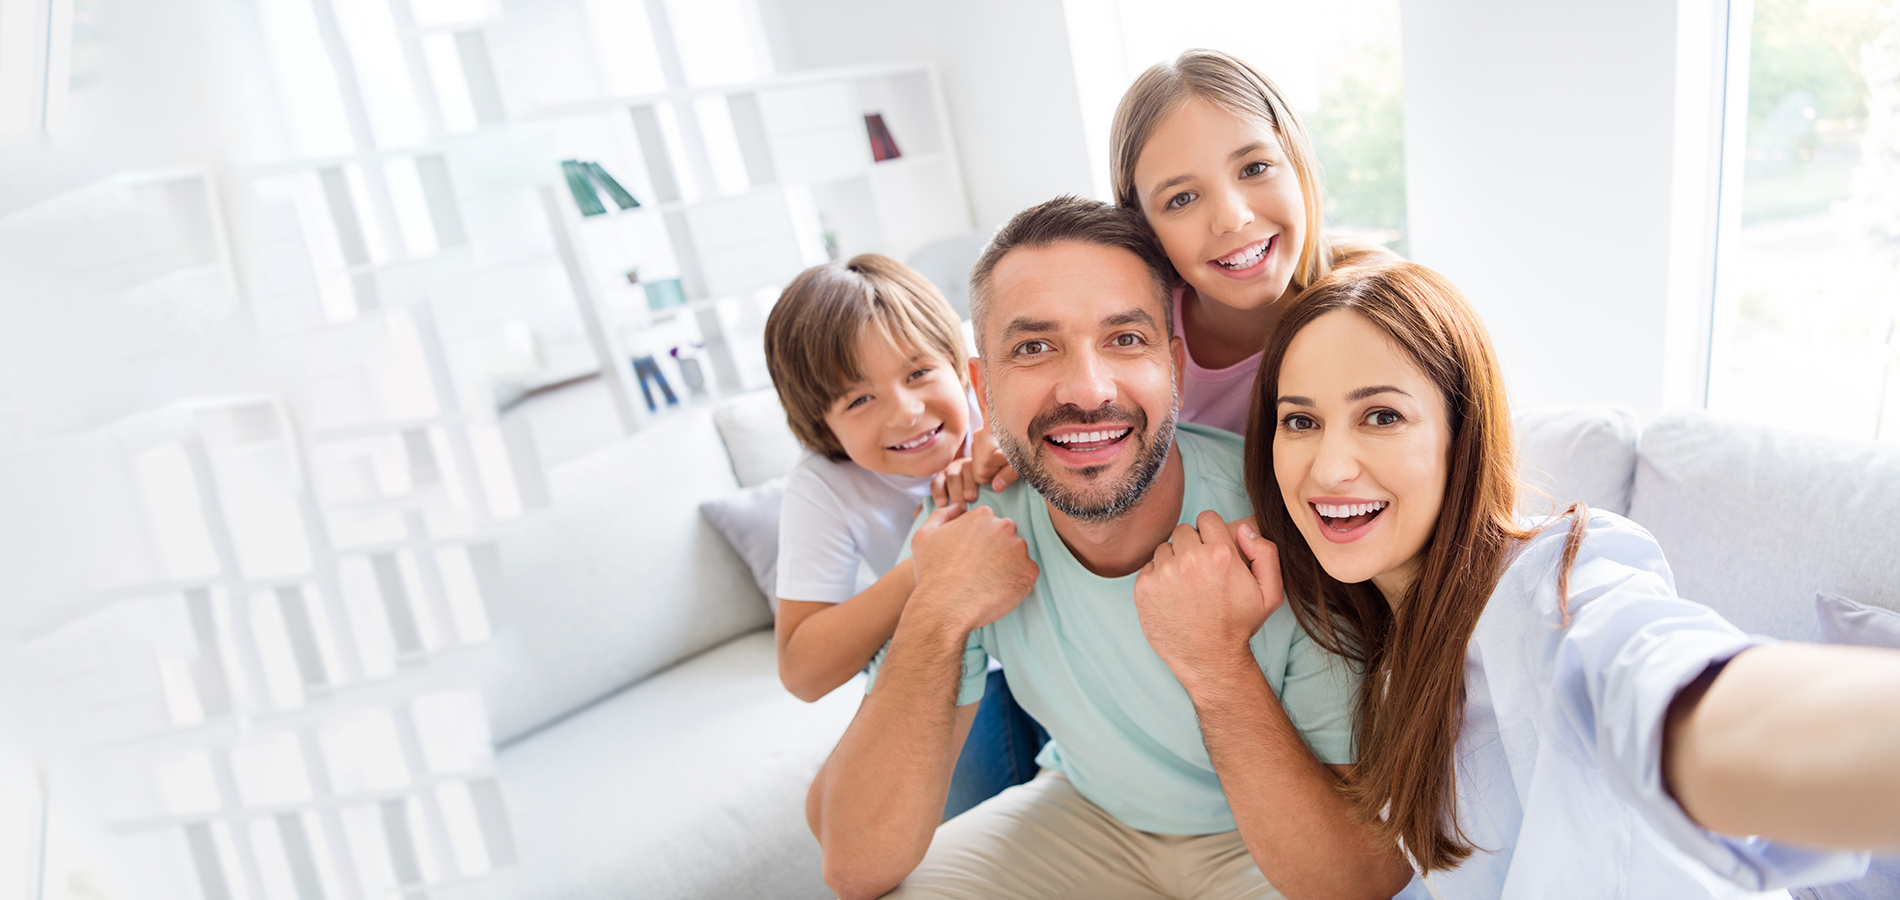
763 254 968 462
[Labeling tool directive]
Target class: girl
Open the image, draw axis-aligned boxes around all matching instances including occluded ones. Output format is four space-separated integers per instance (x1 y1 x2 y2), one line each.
1143 260 1897 897
1111 48 1386 434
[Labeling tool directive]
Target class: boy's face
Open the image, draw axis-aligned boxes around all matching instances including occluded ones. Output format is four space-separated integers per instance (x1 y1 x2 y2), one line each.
822 330 969 478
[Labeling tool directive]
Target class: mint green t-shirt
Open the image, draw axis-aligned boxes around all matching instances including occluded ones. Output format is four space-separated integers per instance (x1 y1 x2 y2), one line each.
895 423 1358 835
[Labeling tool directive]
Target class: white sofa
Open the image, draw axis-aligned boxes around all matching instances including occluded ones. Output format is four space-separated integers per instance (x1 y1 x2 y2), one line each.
441 394 1900 900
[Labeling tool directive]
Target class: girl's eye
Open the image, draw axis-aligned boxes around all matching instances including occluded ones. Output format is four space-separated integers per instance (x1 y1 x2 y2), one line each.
1366 408 1403 427
1241 160 1271 178
1014 340 1051 356
1280 412 1317 432
1165 191 1196 210
1112 333 1144 348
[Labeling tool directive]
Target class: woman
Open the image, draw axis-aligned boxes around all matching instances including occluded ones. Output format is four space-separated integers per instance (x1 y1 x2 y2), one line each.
1139 260 1898 897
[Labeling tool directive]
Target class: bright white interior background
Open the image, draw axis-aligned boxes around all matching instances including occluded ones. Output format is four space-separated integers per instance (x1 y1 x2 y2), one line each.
3 0 1891 895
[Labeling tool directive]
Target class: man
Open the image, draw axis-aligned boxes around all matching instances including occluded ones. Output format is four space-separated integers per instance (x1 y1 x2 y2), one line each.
806 197 1412 900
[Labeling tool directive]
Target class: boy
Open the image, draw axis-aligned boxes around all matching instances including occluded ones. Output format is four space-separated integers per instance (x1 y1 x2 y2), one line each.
763 254 1042 818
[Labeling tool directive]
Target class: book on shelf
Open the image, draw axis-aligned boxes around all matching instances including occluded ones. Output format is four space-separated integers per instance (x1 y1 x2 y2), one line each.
864 113 901 162
584 162 641 210
561 160 607 216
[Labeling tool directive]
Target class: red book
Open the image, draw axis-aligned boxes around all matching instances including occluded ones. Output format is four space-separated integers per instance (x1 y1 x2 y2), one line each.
864 113 901 162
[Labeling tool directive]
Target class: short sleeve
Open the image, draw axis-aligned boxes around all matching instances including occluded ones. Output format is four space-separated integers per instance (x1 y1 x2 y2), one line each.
1553 514 1871 890
1273 615 1358 765
775 465 865 603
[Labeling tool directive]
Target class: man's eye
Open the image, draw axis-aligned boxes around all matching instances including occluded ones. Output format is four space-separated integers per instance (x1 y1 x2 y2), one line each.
1015 340 1051 356
1166 191 1196 210
1242 160 1271 178
1112 333 1144 347
1280 413 1316 432
1366 409 1403 427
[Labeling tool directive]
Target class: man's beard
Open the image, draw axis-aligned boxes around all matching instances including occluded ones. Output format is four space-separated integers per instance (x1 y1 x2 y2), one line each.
990 392 1178 523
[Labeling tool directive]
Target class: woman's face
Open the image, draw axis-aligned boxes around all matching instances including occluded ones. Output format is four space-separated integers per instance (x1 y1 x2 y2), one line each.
1271 311 1452 602
1131 97 1307 312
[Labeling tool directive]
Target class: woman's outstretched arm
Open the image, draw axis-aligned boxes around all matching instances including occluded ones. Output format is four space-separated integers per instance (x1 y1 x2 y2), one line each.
1665 642 1900 850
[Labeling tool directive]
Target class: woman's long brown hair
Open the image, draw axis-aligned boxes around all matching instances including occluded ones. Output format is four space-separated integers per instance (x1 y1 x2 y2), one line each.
1244 261 1588 871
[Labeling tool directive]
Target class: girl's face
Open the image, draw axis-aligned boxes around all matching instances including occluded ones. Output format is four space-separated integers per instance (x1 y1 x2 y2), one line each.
823 331 969 479
1271 311 1451 603
1132 98 1307 312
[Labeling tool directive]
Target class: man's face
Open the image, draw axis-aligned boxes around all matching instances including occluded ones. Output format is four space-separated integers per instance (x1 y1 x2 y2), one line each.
974 240 1184 522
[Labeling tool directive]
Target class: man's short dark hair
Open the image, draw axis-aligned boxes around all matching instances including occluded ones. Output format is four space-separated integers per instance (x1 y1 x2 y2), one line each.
967 196 1175 354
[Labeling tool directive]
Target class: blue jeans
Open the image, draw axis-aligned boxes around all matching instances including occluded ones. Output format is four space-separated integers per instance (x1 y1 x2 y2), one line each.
943 668 1049 821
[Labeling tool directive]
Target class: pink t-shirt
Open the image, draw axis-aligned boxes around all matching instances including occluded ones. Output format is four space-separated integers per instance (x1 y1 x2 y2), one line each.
1172 283 1260 435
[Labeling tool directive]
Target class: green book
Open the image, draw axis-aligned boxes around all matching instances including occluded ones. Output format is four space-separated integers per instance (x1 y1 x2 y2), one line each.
561 160 607 216
584 161 641 210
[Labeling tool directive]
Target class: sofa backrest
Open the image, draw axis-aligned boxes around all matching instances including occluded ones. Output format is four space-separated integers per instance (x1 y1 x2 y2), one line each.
478 405 774 745
1627 411 1900 642
1516 405 1643 517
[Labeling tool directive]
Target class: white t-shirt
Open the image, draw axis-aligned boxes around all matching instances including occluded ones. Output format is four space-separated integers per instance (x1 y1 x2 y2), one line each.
775 454 932 604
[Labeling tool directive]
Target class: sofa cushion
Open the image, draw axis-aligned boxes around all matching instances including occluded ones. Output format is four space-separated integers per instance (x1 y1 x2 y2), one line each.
442 630 861 900
714 389 806 487
1816 592 1900 649
1626 411 1900 642
476 407 773 744
700 478 786 611
1514 405 1641 516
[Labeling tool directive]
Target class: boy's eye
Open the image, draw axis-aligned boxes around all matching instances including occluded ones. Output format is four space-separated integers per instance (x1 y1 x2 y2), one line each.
1241 160 1271 178
1014 339 1051 356
1165 191 1196 210
1365 408 1403 427
906 367 933 382
1279 412 1317 432
844 395 871 411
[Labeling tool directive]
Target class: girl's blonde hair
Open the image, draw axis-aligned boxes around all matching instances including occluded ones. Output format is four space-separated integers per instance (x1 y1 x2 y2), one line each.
1110 48 1334 292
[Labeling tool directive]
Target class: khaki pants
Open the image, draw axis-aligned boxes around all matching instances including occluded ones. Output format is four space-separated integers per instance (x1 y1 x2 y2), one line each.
883 769 1284 900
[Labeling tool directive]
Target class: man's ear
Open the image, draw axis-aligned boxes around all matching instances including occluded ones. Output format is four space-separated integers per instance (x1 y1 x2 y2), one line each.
968 355 986 400
1170 335 1186 395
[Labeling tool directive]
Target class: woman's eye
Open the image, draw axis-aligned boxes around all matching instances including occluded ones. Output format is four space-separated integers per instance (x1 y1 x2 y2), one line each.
1366 408 1403 427
1166 191 1196 210
1014 340 1051 356
1280 413 1316 432
1241 160 1270 178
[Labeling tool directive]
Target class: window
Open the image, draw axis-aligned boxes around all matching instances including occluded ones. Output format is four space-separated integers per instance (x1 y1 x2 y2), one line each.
1709 0 1898 441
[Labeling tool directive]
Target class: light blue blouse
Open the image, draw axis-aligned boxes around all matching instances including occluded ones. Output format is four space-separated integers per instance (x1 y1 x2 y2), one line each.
1397 511 1869 899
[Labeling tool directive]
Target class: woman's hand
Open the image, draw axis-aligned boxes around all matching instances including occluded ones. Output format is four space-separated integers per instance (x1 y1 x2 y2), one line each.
1134 513 1285 692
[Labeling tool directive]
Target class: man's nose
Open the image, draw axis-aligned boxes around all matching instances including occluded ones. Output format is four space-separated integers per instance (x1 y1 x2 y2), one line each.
1053 348 1117 411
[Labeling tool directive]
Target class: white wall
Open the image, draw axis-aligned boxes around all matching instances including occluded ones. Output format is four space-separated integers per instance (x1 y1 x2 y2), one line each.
753 0 1097 232
1399 0 1721 419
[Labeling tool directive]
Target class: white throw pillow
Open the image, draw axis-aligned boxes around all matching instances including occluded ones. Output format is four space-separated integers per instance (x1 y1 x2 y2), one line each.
1815 592 1900 649
713 390 805 488
699 478 785 611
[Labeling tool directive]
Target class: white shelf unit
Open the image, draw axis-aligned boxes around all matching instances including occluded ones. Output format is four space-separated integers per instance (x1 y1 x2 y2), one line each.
226 45 975 435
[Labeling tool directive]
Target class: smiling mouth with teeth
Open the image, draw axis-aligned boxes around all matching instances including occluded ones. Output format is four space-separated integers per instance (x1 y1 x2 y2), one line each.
1215 236 1273 270
1314 500 1388 532
1044 427 1134 452
888 424 943 451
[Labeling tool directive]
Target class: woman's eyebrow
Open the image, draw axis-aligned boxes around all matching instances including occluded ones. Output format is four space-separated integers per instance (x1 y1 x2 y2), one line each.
1276 386 1413 407
1347 385 1412 402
